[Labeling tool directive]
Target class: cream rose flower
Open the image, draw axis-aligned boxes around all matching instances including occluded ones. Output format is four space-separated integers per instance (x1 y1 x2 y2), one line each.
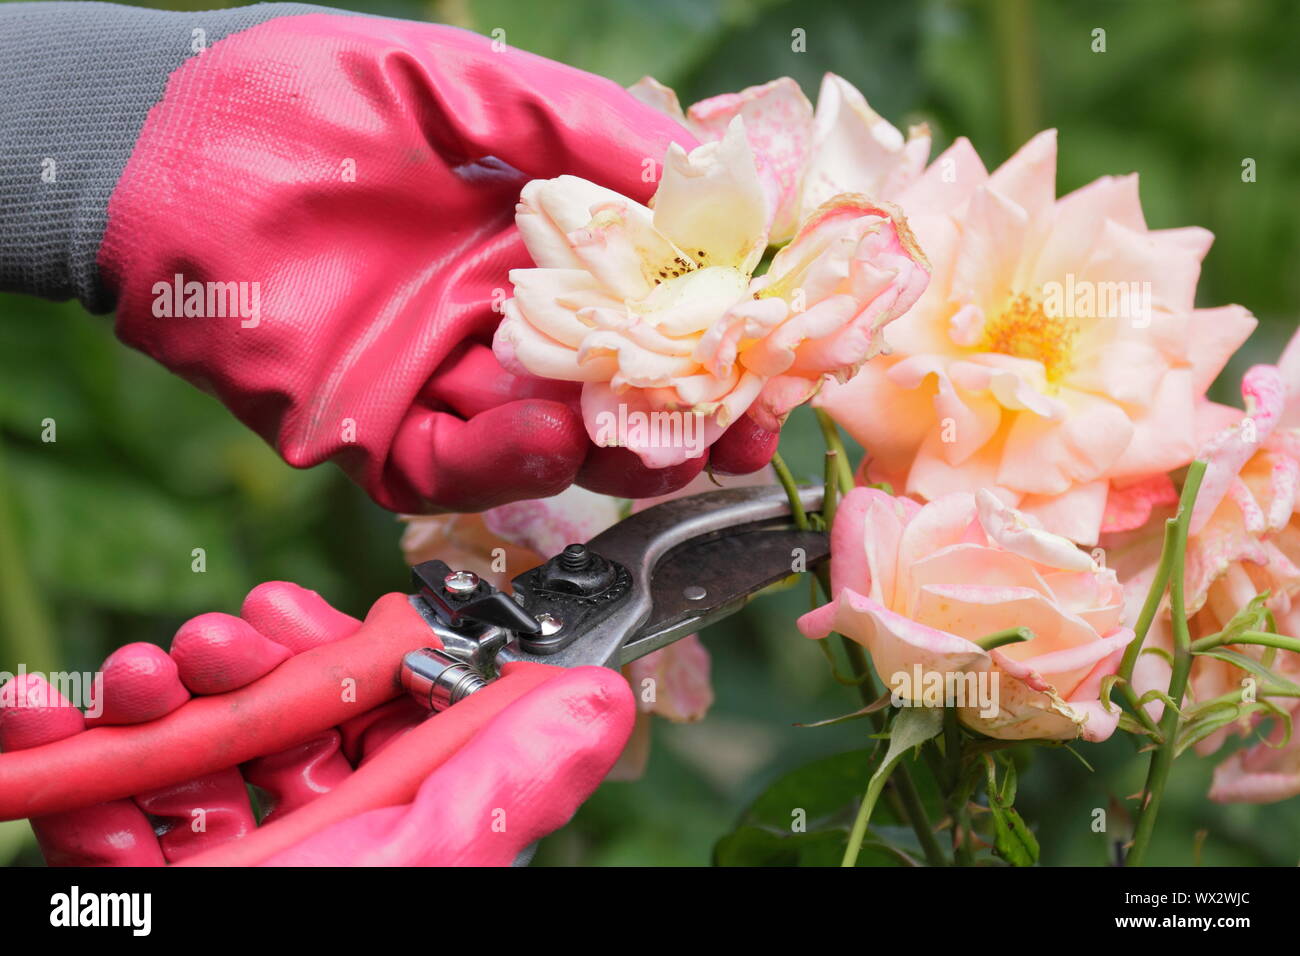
799 486 1134 741
492 118 929 468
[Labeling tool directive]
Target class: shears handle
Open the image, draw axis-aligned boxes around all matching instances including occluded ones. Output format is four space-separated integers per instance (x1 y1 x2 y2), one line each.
0 593 562 826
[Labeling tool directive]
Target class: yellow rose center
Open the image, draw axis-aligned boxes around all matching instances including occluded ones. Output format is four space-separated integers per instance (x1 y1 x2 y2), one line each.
980 292 1077 384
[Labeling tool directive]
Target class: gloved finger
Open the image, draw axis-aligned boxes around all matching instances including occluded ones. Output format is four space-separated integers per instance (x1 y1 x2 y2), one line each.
390 400 589 512
709 413 781 476
170 612 293 694
577 443 707 498
227 583 362 824
0 675 163 866
240 581 362 654
133 767 256 864
0 673 89 749
85 641 190 727
243 731 353 824
422 340 581 421
260 666 635 866
402 25 696 199
338 697 427 765
72 583 376 860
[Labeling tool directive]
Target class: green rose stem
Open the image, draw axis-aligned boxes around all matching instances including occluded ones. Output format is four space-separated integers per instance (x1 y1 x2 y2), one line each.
842 737 897 867
944 708 976 866
815 409 855 495
973 628 1032 651
772 448 948 867
1191 630 1300 655
823 450 840 529
770 450 807 529
1126 460 1206 867
1114 509 1180 739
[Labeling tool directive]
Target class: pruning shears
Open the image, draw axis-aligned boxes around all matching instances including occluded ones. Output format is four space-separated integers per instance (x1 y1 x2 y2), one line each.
0 484 826 865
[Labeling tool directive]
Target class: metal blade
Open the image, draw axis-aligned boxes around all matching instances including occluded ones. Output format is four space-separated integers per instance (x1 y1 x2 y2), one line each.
495 484 825 670
614 524 828 667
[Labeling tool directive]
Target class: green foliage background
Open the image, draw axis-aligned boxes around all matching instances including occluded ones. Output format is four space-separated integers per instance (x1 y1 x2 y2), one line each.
1 0 1297 865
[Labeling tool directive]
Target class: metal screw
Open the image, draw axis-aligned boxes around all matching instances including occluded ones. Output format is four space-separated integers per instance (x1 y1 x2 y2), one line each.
537 613 563 636
683 585 707 601
443 570 480 595
559 544 591 572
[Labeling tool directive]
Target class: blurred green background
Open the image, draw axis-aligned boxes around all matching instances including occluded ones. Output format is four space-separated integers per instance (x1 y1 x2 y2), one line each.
2 0 1298 866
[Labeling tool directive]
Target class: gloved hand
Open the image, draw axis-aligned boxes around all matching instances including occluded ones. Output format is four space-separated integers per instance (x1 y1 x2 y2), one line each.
0 582 634 866
0 3 778 511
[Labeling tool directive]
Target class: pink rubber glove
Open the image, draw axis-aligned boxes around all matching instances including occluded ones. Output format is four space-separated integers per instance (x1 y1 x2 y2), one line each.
0 582 634 866
96 11 777 512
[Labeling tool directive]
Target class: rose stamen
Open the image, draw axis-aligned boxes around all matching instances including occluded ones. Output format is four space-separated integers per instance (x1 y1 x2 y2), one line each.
980 292 1077 383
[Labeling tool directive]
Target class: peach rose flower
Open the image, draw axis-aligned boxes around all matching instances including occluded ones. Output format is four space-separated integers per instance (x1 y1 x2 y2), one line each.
798 487 1133 741
1102 333 1300 789
493 118 928 468
817 129 1256 546
629 73 930 242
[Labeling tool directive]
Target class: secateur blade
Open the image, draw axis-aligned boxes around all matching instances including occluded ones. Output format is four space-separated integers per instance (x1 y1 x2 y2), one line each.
497 483 827 671
615 519 828 666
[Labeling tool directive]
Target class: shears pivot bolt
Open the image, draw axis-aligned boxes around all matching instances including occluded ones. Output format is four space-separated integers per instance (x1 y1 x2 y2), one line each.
401 647 487 712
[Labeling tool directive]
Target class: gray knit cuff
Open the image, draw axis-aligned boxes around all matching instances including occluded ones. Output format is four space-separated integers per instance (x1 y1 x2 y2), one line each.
0 1 327 312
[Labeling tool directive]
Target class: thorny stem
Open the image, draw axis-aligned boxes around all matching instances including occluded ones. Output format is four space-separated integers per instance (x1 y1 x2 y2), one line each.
1126 461 1206 867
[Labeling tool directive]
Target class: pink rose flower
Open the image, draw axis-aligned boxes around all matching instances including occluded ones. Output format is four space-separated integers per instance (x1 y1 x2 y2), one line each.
629 73 930 242
798 487 1133 741
1103 332 1300 776
493 118 928 468
1209 708 1300 803
816 130 1256 545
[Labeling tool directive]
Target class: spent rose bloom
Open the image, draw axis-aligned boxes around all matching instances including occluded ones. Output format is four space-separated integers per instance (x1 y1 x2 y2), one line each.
799 487 1134 741
817 129 1257 546
1103 332 1300 791
492 118 929 468
629 73 930 242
